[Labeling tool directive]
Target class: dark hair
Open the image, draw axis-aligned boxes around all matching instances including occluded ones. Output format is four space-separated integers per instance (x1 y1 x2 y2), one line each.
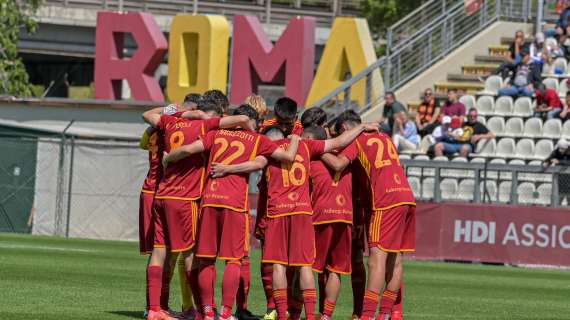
197 99 223 116
447 88 457 94
303 125 327 140
385 91 395 99
536 83 546 92
334 110 362 134
183 93 202 105
232 103 259 122
261 125 286 138
203 90 229 111
274 97 298 121
468 107 478 113
301 107 327 128
566 91 570 98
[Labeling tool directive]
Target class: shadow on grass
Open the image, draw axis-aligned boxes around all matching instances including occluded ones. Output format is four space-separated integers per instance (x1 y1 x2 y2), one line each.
107 311 142 319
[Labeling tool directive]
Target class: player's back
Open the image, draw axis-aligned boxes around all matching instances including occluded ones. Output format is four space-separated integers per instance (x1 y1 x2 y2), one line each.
310 158 353 224
355 132 415 210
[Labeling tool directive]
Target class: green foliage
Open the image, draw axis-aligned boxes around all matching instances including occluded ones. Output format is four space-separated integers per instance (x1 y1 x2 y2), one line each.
0 0 42 97
361 0 425 38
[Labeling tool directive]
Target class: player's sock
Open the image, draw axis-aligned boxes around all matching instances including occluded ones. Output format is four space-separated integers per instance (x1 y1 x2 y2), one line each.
322 299 336 318
380 289 398 315
261 263 275 310
288 297 303 320
351 260 366 317
186 269 200 311
198 263 216 311
302 289 317 320
273 289 288 320
317 273 326 314
361 289 379 318
393 285 404 315
147 265 163 312
221 261 241 316
178 256 194 311
160 262 174 311
236 257 251 311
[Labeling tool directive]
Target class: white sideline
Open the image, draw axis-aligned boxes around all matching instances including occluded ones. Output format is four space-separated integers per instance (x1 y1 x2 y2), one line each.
0 242 97 253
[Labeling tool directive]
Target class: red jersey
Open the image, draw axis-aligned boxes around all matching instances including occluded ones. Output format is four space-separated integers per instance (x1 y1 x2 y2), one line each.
355 132 416 210
201 129 279 212
141 130 163 193
261 118 304 135
310 143 358 225
155 114 221 200
265 139 325 218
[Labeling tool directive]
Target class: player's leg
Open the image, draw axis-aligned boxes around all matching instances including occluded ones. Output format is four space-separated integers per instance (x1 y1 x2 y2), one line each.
378 252 401 319
140 192 155 314
351 248 365 319
317 272 327 316
287 268 303 320
272 264 289 320
236 256 257 320
321 272 340 320
262 216 289 320
161 251 179 313
391 283 404 320
312 224 331 317
179 200 201 319
291 215 317 320
260 260 276 319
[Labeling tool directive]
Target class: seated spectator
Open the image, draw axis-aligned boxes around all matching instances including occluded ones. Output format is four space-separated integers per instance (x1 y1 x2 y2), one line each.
545 4 570 40
392 111 419 152
560 91 570 121
494 30 529 78
380 91 406 133
441 88 466 123
544 139 570 205
434 109 494 157
432 116 465 157
530 32 546 65
497 48 541 98
534 84 563 120
416 88 441 136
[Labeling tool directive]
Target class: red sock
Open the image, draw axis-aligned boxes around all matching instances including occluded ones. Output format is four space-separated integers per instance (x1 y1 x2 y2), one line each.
393 284 404 314
380 289 398 315
273 288 288 320
221 261 241 315
187 269 201 310
322 299 336 318
362 289 379 318
302 289 317 320
289 297 303 320
160 265 174 310
147 265 163 312
317 273 326 314
261 263 275 310
236 258 251 311
145 266 150 310
198 262 216 309
351 260 366 317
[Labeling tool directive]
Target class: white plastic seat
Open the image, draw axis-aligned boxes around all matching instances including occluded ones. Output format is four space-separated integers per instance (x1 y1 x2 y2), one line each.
476 96 495 116
533 139 554 160
422 177 435 200
475 139 496 157
477 116 487 126
433 156 449 162
554 57 568 74
495 138 516 158
482 75 503 95
408 176 421 199
523 118 543 138
559 78 569 97
442 157 471 178
546 37 558 50
459 95 476 109
399 154 412 160
543 78 560 92
516 139 535 160
513 97 533 117
480 180 498 202
536 183 552 206
543 119 562 139
440 178 459 200
470 157 486 163
504 117 524 137
517 182 537 204
457 179 475 201
563 121 570 139
494 96 514 116
486 117 505 136
412 155 434 177
498 181 513 203
487 158 506 179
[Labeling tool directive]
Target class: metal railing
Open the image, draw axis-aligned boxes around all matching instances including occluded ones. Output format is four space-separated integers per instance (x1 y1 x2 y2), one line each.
312 0 538 112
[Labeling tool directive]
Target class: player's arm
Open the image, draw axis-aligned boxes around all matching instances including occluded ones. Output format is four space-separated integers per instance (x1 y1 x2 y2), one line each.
320 153 351 172
180 110 210 120
210 156 269 178
162 140 206 168
219 115 255 131
142 107 164 127
269 135 301 162
323 123 378 153
139 127 154 150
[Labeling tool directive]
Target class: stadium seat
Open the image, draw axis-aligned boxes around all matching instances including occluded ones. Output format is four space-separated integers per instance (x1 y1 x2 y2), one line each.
434 156 449 162
442 157 471 178
513 97 533 117
545 37 558 50
481 75 502 95
517 182 537 204
399 154 412 160
504 117 524 137
554 57 568 74
543 78 560 92
408 176 421 199
486 117 505 136
459 95 476 109
475 139 496 157
480 180 498 202
440 178 459 200
410 155 431 177
563 121 570 139
488 158 506 179
457 179 475 201
524 160 552 183
498 181 513 203
536 183 553 206
559 78 569 97
495 138 516 158
533 139 554 160
422 177 435 200
477 116 487 126
494 96 514 116
476 95 495 116
515 139 535 160
523 118 543 138
543 119 562 139
470 157 486 163
419 135 434 153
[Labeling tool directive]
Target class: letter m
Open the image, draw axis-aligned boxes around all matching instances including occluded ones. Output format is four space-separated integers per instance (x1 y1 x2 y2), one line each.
230 16 315 106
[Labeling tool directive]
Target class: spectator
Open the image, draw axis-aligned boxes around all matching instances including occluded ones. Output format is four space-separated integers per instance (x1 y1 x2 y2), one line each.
432 116 466 157
392 111 419 152
559 91 570 121
551 4 570 41
493 30 528 78
530 32 546 65
441 88 466 124
497 48 541 98
416 88 441 136
543 139 570 205
433 109 494 157
380 91 407 133
534 84 563 120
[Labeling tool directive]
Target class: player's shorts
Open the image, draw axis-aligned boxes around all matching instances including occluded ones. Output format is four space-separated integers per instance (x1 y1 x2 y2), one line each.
254 212 268 240
244 215 254 257
195 206 249 260
152 198 199 252
139 191 155 254
368 205 416 252
313 223 352 274
262 214 315 266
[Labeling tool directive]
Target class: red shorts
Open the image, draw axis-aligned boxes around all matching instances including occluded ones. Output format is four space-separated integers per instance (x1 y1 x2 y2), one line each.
139 191 155 254
313 223 352 274
152 198 199 252
196 206 249 260
368 205 416 252
262 214 315 266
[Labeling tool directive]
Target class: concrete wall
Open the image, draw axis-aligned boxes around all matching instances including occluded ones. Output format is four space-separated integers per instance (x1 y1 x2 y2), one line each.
362 21 534 122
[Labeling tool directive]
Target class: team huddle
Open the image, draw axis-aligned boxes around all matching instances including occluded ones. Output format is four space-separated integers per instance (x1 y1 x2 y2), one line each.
139 90 416 320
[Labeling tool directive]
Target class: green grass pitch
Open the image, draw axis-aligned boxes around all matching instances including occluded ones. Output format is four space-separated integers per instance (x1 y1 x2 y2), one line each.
1 232 569 319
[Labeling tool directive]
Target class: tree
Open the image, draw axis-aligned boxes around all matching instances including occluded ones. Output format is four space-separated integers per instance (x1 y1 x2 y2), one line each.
361 0 425 41
0 0 42 97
